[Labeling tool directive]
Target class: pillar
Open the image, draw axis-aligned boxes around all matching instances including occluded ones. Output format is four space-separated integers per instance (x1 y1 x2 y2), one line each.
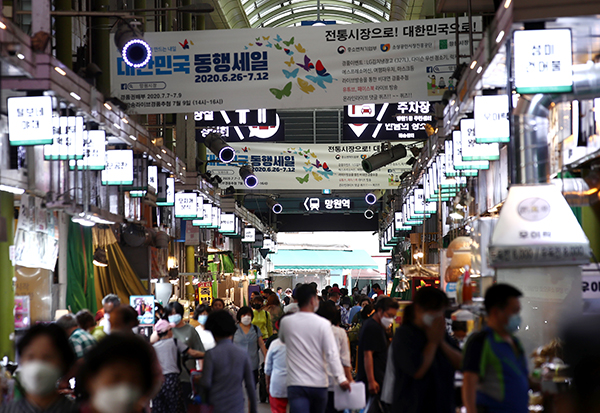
54 0 72 69
0 192 15 360
91 0 111 96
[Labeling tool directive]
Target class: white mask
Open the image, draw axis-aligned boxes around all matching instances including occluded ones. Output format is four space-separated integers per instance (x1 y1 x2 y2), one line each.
423 312 442 327
19 361 62 396
102 313 111 334
380 316 394 328
92 384 142 413
313 298 320 313
241 315 252 326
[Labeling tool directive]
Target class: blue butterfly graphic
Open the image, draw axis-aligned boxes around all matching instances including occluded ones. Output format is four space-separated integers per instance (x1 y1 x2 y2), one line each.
283 68 299 79
274 34 283 43
265 42 273 48
317 170 333 179
306 74 333 89
303 166 314 172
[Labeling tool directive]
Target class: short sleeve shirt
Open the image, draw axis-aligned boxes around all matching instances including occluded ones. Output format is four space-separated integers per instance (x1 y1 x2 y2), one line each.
69 328 97 359
172 324 204 382
356 318 388 387
462 328 529 413
233 325 262 370
153 338 189 375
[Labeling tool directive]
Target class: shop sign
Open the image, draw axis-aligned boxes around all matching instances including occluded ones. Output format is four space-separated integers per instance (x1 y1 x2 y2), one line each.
242 227 256 243
125 155 149 192
175 193 198 218
474 95 510 143
583 275 600 299
70 130 107 170
44 116 85 160
110 17 481 114
148 166 158 193
219 213 236 233
394 211 411 232
130 296 155 326
489 244 589 267
102 150 134 185
513 29 573 94
195 109 276 126
156 172 167 202
157 177 175 206
460 119 500 161
193 203 214 227
452 131 489 171
196 114 284 142
8 96 54 146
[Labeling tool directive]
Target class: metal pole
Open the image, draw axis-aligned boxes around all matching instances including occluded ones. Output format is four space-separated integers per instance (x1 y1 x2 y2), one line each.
468 0 474 57
91 0 111 96
317 0 320 21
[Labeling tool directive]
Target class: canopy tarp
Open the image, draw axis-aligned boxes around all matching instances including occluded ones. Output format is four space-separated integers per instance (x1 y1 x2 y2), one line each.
350 268 385 280
271 249 378 270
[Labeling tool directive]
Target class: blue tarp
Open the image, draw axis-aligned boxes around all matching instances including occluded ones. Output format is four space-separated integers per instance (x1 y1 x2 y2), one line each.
270 249 378 270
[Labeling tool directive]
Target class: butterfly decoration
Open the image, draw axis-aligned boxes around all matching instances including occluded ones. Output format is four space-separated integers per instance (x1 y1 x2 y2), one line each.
269 82 293 99
312 171 323 181
303 166 314 172
274 43 282 50
255 37 260 41
322 162 331 171
295 43 306 53
284 48 294 56
284 56 295 67
315 60 330 77
179 39 190 49
306 74 333 89
263 36 270 40
296 174 309 184
297 78 315 94
249 43 254 46
310 152 317 158
256 42 263 46
244 46 248 50
265 42 273 48
274 34 283 43
312 159 322 169
241 147 249 152
296 55 314 72
283 68 299 79
283 37 295 46
317 170 333 179
304 160 311 166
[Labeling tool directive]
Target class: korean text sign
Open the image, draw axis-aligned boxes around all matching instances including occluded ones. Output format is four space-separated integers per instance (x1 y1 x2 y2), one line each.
206 142 410 190
110 17 480 114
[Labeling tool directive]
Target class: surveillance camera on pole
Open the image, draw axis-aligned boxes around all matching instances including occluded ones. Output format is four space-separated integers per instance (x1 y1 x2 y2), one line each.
239 165 258 188
361 143 407 173
114 21 151 68
266 197 283 214
204 132 236 163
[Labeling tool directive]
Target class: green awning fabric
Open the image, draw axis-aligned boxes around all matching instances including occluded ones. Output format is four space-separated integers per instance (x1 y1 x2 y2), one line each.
270 249 378 270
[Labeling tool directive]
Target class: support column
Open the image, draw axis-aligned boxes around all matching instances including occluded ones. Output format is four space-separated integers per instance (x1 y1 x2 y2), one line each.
0 192 15 360
92 0 111 96
57 212 69 310
31 0 51 53
54 0 72 69
186 245 196 302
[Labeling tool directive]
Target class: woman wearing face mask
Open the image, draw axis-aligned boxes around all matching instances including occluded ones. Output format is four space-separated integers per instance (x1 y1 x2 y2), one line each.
233 307 267 389
250 298 273 340
193 305 216 352
264 294 283 335
0 324 77 413
75 334 160 413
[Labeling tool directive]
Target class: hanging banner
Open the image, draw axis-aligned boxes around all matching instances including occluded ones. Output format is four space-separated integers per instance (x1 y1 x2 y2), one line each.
110 17 480 113
8 96 54 146
196 114 285 142
195 109 277 126
206 142 410 190
70 130 106 170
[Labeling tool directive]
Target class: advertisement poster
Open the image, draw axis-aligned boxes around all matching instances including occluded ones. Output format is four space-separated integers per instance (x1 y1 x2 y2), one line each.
207 142 410 190
130 295 155 326
111 17 480 113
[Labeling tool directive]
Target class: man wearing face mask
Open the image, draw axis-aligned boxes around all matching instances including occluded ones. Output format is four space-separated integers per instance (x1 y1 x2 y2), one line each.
462 284 527 413
279 284 351 413
99 294 121 335
356 296 399 404
392 287 462 413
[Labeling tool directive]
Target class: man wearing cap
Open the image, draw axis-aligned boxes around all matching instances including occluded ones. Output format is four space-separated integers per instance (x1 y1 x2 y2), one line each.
152 319 205 413
328 286 341 307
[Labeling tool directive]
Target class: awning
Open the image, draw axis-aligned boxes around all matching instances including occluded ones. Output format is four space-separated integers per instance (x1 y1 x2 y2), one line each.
350 268 385 280
270 249 378 270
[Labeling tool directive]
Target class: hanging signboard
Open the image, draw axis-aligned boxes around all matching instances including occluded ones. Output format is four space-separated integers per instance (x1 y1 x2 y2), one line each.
124 155 149 195
193 203 213 227
157 177 175 206
8 96 54 146
460 119 500 161
148 165 158 193
452 131 489 171
242 227 256 243
196 114 284 142
102 150 134 185
69 130 107 170
343 101 435 141
473 95 510 143
219 213 236 233
110 17 481 113
207 142 410 190
195 109 276 126
44 116 84 160
175 193 198 218
513 29 573 94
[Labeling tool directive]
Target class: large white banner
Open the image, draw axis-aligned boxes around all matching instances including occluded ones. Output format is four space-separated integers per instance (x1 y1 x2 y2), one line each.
207 143 410 190
111 17 480 114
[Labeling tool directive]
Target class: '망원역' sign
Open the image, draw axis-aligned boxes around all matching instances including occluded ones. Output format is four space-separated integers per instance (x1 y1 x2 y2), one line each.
206 143 410 190
110 17 480 114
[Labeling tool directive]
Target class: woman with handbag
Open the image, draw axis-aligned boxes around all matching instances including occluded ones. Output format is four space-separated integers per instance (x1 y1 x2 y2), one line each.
233 307 268 390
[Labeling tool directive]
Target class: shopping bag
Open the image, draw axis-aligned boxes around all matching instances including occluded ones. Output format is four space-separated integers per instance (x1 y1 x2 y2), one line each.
380 346 395 405
364 394 385 413
333 382 366 411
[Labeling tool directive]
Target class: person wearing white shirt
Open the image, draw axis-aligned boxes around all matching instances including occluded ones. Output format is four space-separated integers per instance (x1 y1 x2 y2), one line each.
265 338 288 413
279 284 350 413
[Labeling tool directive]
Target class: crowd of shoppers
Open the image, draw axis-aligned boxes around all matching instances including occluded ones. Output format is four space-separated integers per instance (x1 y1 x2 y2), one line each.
0 282 542 413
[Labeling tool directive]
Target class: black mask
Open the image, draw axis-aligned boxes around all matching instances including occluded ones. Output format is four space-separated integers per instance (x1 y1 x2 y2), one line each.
252 303 262 310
